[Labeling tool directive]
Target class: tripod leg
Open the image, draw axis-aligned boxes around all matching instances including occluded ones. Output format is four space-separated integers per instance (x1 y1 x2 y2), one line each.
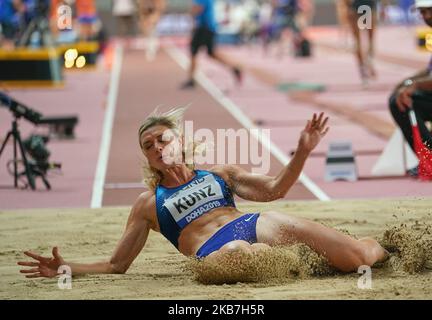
40 174 51 190
0 132 16 186
14 132 18 187
0 131 13 156
15 133 36 190
0 131 22 188
32 168 51 190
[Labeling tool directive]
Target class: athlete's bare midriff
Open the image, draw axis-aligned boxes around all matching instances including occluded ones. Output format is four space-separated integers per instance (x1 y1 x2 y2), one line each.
177 207 245 256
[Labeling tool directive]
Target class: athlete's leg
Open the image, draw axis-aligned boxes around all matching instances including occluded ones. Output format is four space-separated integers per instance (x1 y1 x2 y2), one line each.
209 49 240 70
366 11 377 78
206 31 242 84
347 10 367 83
256 211 388 272
180 28 201 88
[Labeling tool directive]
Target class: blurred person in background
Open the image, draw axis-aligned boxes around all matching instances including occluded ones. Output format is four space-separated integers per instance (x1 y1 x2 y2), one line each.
215 0 251 39
180 0 243 89
296 0 314 30
344 0 389 86
271 0 301 58
137 0 166 61
388 0 432 177
258 0 274 54
75 0 98 40
112 0 137 39
20 0 53 47
238 0 261 45
0 0 25 49
335 0 351 49
19 0 42 26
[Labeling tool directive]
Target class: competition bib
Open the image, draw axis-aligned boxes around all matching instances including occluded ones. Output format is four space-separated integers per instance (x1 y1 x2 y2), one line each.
163 174 226 228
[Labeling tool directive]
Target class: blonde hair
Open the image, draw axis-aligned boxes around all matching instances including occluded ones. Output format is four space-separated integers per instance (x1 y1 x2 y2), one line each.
138 106 197 191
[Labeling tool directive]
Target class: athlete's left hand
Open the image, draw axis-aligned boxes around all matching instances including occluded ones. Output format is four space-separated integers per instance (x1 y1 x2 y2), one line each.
298 112 329 154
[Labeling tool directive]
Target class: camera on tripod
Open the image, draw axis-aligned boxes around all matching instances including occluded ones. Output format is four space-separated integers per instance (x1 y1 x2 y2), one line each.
0 91 76 190
6 134 62 190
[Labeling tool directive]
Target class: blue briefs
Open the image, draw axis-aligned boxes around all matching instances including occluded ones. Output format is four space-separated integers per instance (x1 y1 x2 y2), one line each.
195 213 260 259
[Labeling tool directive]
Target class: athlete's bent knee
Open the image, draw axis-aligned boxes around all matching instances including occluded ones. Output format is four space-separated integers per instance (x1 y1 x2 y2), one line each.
220 240 252 255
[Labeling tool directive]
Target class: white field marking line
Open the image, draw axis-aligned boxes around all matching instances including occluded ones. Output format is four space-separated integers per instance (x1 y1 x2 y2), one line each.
165 45 330 201
104 182 146 189
91 44 124 208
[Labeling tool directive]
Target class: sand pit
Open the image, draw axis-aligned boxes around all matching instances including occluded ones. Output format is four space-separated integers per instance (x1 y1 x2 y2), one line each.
1 198 431 300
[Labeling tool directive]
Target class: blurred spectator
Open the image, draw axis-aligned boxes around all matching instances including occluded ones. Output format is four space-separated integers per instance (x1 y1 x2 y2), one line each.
75 0 98 40
137 0 166 60
271 0 303 57
215 0 249 42
138 0 166 36
112 0 137 38
335 0 351 48
296 0 314 30
258 0 274 53
22 0 50 24
239 0 261 44
389 0 432 177
0 0 25 49
399 0 415 24
272 0 300 37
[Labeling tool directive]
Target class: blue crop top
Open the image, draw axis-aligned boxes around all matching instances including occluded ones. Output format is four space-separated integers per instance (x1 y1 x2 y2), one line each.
155 170 236 249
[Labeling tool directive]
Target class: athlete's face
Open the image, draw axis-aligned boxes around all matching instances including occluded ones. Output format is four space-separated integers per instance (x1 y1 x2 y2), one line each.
420 7 432 27
140 125 183 170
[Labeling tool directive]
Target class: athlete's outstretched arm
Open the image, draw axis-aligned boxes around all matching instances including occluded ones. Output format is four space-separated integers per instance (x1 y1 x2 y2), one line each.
18 193 153 278
212 113 329 202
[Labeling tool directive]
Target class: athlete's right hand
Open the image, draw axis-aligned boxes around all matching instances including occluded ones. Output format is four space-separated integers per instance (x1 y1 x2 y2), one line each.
17 247 66 278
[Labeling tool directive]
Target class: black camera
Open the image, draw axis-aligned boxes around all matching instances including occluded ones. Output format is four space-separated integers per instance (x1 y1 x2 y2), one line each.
0 92 79 139
0 92 43 124
8 134 62 190
23 135 50 164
